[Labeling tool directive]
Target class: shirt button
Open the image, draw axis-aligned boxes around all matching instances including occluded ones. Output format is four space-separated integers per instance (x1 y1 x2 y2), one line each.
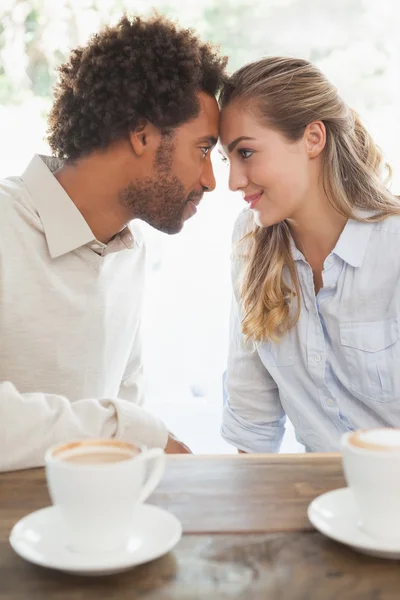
327 399 334 406
315 354 322 362
326 256 334 265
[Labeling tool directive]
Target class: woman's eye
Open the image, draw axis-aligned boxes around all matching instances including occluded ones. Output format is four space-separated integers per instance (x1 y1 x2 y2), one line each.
239 149 253 160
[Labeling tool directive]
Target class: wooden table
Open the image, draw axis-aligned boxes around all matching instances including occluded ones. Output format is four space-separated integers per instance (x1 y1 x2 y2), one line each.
1 454 399 599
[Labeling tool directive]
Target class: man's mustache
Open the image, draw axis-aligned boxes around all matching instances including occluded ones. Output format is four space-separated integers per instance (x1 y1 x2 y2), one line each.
186 190 204 204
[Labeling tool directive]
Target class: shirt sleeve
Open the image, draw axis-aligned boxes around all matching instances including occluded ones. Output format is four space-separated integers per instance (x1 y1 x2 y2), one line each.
221 210 286 453
0 380 168 472
118 319 145 407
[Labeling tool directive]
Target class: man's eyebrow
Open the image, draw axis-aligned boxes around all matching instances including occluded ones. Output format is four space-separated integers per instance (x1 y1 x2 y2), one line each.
196 136 218 146
227 136 256 153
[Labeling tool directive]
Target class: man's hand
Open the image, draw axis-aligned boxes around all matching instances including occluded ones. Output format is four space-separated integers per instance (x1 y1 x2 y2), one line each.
165 433 192 454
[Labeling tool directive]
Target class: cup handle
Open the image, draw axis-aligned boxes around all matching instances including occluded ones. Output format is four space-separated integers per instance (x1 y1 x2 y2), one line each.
137 448 166 504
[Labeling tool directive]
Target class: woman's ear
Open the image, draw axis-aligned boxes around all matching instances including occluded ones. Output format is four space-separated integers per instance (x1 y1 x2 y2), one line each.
304 121 326 158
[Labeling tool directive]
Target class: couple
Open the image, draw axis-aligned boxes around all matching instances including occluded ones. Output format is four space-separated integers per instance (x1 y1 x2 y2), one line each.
1 14 399 471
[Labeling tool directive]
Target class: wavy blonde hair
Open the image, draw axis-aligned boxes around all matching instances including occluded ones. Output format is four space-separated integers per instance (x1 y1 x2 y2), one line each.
219 57 400 343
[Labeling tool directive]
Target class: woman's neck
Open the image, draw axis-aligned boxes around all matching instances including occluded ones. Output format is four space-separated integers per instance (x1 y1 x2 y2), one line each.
286 194 347 267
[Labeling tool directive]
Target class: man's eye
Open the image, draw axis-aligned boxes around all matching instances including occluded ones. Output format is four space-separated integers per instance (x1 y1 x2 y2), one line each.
200 147 211 157
239 149 253 159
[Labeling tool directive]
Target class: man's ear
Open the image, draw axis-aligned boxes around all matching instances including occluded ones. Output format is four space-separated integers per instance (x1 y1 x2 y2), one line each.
129 121 161 157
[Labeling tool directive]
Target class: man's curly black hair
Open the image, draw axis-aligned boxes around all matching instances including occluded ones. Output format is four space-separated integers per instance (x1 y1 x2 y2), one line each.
47 14 228 160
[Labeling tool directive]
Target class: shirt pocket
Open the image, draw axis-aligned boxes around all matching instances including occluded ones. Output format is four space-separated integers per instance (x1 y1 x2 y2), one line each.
340 318 400 402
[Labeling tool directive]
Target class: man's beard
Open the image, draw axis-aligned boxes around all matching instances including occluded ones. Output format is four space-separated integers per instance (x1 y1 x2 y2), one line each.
119 135 198 235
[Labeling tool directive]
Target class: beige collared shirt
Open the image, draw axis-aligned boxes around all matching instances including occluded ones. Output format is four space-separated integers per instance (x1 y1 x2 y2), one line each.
0 155 168 471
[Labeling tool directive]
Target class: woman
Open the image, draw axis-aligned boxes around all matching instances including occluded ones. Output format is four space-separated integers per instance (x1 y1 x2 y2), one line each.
219 57 400 453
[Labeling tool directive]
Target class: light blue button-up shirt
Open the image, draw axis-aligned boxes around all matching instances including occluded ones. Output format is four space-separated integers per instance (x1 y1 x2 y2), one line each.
222 209 400 453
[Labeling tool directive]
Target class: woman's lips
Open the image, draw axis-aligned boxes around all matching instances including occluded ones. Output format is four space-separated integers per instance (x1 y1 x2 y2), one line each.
244 192 263 209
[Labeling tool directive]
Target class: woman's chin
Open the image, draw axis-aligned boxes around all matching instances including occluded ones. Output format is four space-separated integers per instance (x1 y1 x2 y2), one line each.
253 209 283 229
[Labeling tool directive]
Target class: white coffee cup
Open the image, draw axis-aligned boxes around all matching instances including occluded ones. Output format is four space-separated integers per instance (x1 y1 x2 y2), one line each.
45 439 165 554
341 428 400 540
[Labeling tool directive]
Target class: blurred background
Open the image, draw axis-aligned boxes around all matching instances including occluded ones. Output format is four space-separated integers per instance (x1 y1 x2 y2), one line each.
1 0 399 452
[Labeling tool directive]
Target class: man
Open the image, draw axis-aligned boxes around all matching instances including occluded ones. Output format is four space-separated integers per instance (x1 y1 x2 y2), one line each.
0 14 227 470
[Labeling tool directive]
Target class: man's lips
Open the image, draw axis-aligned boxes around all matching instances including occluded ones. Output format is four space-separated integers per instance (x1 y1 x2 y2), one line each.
186 194 203 206
184 194 204 218
185 194 203 207
244 192 263 209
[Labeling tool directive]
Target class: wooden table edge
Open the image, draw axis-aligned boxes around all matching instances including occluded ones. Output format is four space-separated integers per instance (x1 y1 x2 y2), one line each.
166 452 342 460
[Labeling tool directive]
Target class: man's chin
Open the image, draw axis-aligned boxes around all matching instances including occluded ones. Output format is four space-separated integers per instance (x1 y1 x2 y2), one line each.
157 220 184 235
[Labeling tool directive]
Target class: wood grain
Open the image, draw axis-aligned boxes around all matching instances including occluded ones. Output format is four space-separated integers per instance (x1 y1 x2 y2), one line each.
1 454 345 535
6 453 395 599
1 532 400 600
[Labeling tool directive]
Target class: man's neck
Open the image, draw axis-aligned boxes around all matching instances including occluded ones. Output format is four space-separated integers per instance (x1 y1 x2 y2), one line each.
54 151 132 244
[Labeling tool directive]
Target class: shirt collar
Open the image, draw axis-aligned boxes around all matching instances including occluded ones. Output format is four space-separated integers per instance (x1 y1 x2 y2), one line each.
289 235 304 262
333 210 375 268
289 209 375 268
21 155 141 259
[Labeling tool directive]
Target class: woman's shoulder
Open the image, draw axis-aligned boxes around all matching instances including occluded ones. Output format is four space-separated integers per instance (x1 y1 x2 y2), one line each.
232 208 255 244
372 213 400 237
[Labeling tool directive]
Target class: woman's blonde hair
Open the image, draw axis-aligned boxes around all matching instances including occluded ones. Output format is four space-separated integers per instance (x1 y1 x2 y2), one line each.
219 57 400 343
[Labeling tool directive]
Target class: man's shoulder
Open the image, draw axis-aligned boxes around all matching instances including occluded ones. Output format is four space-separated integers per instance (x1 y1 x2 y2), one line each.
0 175 38 229
0 174 28 201
0 176 23 213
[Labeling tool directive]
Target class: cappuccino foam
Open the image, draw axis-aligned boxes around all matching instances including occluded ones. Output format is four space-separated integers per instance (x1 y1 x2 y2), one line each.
62 452 135 464
348 428 400 452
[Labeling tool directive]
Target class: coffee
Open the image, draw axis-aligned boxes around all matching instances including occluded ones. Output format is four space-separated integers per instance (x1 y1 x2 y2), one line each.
45 438 165 554
347 428 400 452
63 452 135 464
341 429 400 540
52 439 141 463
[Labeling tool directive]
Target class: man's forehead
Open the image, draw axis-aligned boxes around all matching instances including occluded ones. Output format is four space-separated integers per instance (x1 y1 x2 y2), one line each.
177 92 219 140
198 92 219 129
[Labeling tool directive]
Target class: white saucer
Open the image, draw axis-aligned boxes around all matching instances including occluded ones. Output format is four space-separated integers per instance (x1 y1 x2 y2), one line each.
308 487 400 559
10 504 182 575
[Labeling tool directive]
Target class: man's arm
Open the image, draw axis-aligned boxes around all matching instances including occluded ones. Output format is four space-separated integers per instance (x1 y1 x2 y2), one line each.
165 432 192 454
0 380 168 471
